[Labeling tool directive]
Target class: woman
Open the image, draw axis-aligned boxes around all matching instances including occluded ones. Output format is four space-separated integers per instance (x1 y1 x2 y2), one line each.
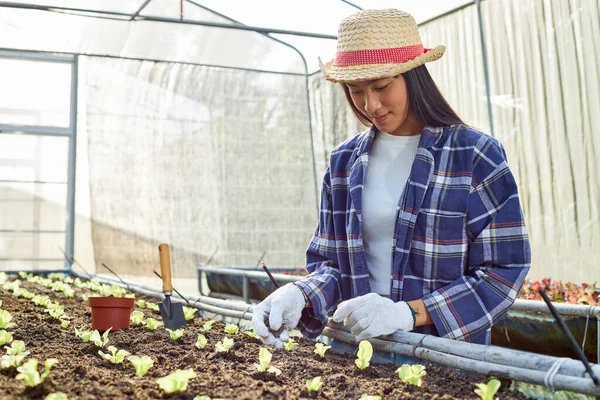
252 8 530 348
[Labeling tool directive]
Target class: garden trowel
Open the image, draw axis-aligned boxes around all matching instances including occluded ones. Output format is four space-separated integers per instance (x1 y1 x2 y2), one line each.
158 243 186 330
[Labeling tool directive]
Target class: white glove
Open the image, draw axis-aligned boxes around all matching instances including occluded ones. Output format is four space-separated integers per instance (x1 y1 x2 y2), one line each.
332 293 414 341
252 283 307 348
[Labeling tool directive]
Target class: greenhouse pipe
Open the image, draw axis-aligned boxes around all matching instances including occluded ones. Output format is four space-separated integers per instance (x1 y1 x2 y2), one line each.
130 0 153 21
512 299 600 318
322 327 600 396
65 55 78 273
196 265 301 283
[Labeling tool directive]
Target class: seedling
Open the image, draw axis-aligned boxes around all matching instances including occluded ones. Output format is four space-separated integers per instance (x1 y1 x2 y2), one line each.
200 320 216 332
1 353 29 369
254 347 281 375
0 310 15 329
60 318 70 329
314 343 331 357
244 330 259 339
475 378 501 400
98 346 130 364
145 302 160 312
224 323 239 335
145 318 163 330
136 299 146 308
124 293 136 298
396 364 426 387
196 334 208 349
0 330 13 346
128 355 154 377
130 310 145 325
306 376 323 392
74 327 92 342
182 306 197 321
283 338 296 352
90 328 111 347
193 396 211 400
360 395 382 400
355 340 373 370
166 328 185 340
156 368 197 394
5 340 27 355
15 358 58 387
32 295 51 307
0 272 6 284
81 294 89 302
45 392 68 400
215 337 234 353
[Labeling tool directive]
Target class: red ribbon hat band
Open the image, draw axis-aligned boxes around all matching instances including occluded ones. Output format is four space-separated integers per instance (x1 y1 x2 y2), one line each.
333 44 430 67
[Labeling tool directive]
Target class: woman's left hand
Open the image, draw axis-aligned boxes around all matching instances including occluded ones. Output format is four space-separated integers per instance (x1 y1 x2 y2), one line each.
332 293 414 341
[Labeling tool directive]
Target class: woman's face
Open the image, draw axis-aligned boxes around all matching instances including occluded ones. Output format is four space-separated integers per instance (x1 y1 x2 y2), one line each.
347 75 420 136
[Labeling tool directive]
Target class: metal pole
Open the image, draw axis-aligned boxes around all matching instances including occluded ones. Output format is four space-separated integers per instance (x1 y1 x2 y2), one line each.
475 0 495 137
64 55 78 273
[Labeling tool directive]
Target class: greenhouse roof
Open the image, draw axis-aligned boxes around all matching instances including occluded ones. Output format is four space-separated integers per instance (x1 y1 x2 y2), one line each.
0 0 472 73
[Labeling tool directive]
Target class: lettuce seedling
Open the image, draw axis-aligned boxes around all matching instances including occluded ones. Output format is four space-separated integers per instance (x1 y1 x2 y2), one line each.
475 378 501 400
156 368 197 394
306 376 323 392
130 310 145 325
360 395 382 400
0 310 15 329
1 353 29 369
145 302 160 312
283 338 296 352
254 347 282 375
74 327 93 342
5 340 26 355
90 328 111 347
224 323 239 335
314 343 331 357
355 340 373 370
0 272 6 284
125 293 136 298
244 330 259 339
32 295 51 307
60 318 70 329
182 306 197 321
98 346 130 364
166 328 184 340
396 364 426 387
145 318 163 330
136 300 146 308
15 358 58 387
215 337 234 353
196 334 207 349
128 355 154 377
200 320 216 332
44 392 68 400
193 396 211 400
0 330 13 346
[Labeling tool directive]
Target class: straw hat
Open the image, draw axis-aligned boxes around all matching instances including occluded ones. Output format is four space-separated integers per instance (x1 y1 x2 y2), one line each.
320 9 446 83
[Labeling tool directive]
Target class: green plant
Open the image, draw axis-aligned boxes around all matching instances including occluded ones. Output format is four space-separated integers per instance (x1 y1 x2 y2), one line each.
15 358 58 387
60 318 70 329
32 295 51 307
196 334 208 349
145 302 160 312
136 299 146 308
74 327 92 342
156 368 197 394
306 376 323 392
182 306 197 321
98 346 130 364
1 353 29 369
0 330 13 346
224 323 239 335
5 340 27 355
215 337 234 353
314 343 331 357
396 364 426 387
193 396 211 400
0 310 15 329
128 355 154 377
145 318 163 330
90 328 111 347
0 271 6 284
283 338 296 352
475 378 501 400
45 393 68 400
244 330 259 339
360 395 381 400
254 347 281 375
200 320 216 332
355 340 373 370
166 328 185 340
130 310 145 325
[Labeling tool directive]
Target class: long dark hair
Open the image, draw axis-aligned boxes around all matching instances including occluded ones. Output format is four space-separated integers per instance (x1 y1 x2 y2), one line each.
341 64 464 127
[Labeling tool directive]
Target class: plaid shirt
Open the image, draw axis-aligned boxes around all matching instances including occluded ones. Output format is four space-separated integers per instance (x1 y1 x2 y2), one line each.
294 125 531 344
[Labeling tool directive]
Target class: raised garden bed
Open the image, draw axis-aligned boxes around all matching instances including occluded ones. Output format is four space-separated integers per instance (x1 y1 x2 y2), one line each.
0 272 561 399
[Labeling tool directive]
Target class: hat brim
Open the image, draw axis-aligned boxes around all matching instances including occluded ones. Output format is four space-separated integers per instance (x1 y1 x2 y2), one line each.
322 45 446 83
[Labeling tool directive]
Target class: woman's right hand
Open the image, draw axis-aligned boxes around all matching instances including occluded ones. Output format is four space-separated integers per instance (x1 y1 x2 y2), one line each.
251 283 307 348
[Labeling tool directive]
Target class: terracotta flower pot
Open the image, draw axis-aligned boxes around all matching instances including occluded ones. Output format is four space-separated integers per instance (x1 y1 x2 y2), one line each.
88 297 135 331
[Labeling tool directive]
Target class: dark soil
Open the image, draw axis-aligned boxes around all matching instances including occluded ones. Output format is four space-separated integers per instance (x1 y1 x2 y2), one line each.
0 276 527 399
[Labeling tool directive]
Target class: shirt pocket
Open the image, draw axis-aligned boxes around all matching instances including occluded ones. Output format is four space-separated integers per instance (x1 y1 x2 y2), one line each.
410 211 468 282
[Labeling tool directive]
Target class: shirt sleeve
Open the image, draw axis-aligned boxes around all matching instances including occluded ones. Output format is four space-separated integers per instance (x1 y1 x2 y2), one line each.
294 166 343 339
422 138 531 342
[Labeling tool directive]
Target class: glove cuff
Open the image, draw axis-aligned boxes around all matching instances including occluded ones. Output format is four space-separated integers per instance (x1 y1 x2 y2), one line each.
291 282 309 308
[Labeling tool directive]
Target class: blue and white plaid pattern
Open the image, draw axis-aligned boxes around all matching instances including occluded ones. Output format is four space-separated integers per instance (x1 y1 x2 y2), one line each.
294 125 531 344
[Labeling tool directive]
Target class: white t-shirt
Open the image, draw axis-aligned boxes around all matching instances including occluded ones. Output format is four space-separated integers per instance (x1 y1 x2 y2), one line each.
362 131 421 295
